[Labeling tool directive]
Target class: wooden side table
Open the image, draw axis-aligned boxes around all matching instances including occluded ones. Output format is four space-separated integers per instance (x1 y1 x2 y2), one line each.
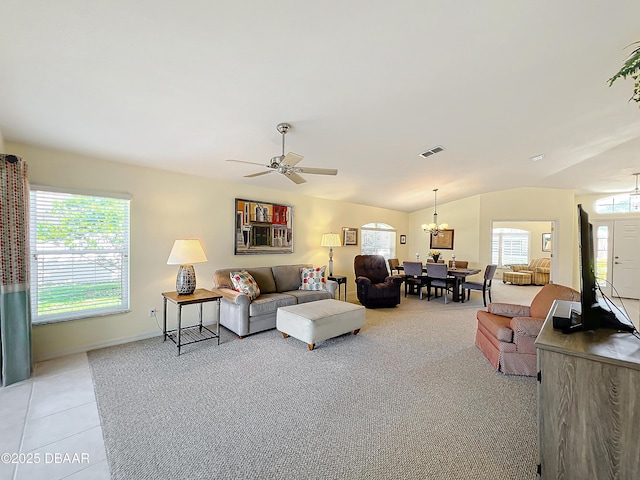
162 288 223 355
328 275 347 301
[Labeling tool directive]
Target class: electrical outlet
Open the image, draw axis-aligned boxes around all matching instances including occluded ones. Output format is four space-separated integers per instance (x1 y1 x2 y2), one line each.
149 308 157 317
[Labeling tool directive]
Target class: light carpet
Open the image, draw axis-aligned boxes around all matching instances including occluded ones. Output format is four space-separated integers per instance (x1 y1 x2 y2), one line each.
88 285 540 480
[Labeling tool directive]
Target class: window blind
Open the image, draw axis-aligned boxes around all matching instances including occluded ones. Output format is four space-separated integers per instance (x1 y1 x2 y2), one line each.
30 187 130 324
492 229 529 267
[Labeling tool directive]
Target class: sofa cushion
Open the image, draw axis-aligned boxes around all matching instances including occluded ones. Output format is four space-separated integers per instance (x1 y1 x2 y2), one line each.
299 266 326 291
476 310 513 343
245 267 278 294
286 289 332 303
248 293 296 316
213 266 277 294
272 264 311 292
230 271 261 300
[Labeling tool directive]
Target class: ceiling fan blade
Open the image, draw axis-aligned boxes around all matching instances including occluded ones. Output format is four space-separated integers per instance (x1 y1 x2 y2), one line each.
281 152 303 167
296 167 338 176
226 159 269 167
244 170 273 178
285 172 307 184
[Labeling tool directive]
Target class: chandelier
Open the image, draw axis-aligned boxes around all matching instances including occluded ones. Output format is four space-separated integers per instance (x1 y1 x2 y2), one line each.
421 188 449 237
630 173 640 211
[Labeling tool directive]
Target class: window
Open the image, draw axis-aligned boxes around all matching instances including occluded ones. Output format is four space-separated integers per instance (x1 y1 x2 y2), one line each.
30 187 130 324
595 225 609 288
361 223 396 260
595 194 638 214
492 228 529 267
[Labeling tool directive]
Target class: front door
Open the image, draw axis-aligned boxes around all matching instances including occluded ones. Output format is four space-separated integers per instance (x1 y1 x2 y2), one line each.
612 219 640 299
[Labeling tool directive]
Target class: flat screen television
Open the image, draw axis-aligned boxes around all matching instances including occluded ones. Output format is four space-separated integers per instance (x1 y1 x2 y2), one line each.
576 204 635 332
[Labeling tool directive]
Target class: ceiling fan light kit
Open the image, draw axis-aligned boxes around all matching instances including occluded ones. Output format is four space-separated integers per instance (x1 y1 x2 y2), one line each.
227 123 338 184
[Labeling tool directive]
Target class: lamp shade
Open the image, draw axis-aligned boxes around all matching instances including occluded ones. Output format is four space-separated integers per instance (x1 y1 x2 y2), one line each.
321 233 342 247
167 239 208 265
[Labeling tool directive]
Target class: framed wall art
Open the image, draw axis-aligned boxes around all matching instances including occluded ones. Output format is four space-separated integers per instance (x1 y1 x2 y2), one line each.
542 233 552 252
429 229 454 250
343 227 358 246
234 198 293 255
400 234 406 244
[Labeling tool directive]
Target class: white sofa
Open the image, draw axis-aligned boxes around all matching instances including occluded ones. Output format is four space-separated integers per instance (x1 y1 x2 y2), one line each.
212 264 337 337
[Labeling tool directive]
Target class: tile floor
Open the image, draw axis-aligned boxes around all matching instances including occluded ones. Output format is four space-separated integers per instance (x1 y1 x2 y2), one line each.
0 353 109 480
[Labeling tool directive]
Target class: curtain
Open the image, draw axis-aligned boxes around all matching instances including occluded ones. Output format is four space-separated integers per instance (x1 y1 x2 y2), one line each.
0 154 31 386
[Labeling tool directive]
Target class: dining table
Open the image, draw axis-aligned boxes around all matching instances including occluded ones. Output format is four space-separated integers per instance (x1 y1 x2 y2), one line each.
395 265 481 302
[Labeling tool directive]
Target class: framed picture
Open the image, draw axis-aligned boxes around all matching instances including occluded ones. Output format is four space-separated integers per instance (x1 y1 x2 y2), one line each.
343 227 358 246
542 233 552 252
430 229 454 250
400 234 406 244
234 198 293 255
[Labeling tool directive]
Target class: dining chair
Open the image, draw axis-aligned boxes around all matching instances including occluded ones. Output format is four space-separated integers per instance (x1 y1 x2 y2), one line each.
461 264 498 306
388 258 400 275
403 262 428 299
426 262 455 304
448 260 469 269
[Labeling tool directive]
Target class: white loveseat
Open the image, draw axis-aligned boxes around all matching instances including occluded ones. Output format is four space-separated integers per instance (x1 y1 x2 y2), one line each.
212 264 337 337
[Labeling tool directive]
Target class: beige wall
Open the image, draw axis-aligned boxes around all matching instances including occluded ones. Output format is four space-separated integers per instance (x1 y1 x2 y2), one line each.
410 188 577 287
480 188 576 287
9 142 409 361
492 221 553 260
408 196 481 266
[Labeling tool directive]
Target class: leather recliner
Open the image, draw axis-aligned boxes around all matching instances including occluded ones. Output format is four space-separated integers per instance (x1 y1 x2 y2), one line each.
354 255 403 308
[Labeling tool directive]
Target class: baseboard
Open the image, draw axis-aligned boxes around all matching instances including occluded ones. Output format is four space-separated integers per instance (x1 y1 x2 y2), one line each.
33 321 220 363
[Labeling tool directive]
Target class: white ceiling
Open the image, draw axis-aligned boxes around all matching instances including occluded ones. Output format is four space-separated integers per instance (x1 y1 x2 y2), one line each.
2 1 640 212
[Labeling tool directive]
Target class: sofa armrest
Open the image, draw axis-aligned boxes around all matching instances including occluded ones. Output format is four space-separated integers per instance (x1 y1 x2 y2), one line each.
355 276 372 286
510 317 544 338
508 265 529 273
533 266 550 274
488 303 531 318
217 287 250 306
325 279 338 297
386 275 404 285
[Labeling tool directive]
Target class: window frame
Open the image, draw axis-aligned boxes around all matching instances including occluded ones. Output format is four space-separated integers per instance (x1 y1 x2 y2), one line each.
492 228 530 268
29 185 131 325
360 222 397 260
595 194 640 214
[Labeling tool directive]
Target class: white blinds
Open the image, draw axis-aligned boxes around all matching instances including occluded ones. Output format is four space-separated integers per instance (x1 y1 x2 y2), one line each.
492 230 530 267
30 187 130 323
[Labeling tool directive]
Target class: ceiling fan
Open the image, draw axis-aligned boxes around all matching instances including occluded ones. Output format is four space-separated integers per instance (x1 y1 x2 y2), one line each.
226 123 338 184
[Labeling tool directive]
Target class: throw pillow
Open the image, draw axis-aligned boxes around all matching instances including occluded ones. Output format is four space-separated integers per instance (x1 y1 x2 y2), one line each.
230 271 261 300
299 266 326 291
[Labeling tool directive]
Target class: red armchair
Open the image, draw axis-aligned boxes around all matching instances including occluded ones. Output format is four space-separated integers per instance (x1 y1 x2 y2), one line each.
475 283 580 376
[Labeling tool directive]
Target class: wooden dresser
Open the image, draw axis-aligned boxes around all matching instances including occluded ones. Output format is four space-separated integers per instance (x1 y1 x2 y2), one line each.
535 300 640 479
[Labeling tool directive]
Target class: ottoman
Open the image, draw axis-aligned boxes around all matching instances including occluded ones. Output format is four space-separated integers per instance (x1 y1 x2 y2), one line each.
502 271 532 285
276 299 366 350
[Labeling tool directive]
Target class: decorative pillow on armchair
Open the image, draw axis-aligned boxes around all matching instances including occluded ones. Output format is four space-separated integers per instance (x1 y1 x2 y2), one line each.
299 266 326 291
230 271 261 300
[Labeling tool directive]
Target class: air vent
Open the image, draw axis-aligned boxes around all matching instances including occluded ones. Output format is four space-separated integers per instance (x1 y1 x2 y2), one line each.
419 145 444 158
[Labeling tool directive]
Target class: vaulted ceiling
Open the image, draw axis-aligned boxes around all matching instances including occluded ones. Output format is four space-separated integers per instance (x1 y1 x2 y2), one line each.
2 1 640 212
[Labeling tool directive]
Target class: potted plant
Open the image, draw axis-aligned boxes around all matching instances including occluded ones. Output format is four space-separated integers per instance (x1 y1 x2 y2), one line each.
429 250 441 262
608 41 640 105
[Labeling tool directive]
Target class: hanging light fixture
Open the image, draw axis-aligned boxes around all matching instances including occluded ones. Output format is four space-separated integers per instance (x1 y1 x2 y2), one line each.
421 188 449 237
630 173 640 211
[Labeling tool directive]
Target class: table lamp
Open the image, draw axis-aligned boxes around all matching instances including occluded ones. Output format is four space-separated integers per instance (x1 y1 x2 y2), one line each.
321 233 342 277
167 239 208 295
